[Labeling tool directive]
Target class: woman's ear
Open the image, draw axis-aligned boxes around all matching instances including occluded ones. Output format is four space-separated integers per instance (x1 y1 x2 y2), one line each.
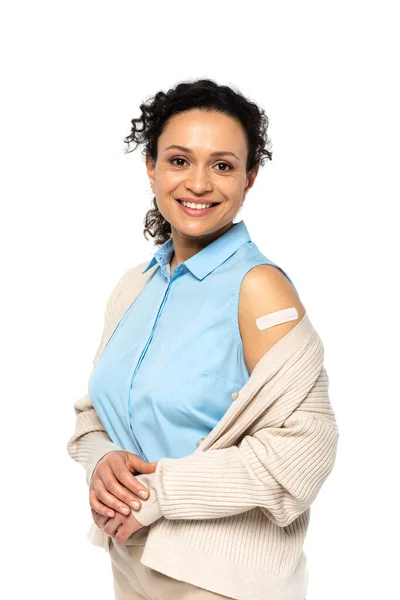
146 153 156 190
244 164 260 194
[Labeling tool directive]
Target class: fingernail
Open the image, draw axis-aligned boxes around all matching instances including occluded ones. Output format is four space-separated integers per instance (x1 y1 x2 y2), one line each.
120 506 130 515
130 501 140 509
107 511 114 518
138 490 148 499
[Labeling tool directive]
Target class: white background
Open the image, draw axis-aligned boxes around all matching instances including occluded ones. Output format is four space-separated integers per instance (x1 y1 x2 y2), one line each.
1 1 398 598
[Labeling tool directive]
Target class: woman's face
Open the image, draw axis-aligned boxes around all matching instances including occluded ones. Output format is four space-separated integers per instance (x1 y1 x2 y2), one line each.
146 109 259 240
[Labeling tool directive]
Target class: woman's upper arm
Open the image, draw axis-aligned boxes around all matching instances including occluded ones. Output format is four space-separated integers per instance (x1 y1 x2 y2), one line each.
238 265 306 375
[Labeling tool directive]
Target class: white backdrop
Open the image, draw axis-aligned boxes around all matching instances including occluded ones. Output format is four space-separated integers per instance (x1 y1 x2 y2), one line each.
1 1 398 598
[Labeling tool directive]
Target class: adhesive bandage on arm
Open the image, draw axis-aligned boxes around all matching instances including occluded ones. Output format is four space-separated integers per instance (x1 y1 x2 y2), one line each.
255 307 299 331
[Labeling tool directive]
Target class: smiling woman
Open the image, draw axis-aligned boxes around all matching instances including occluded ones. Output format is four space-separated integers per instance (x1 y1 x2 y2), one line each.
67 78 338 600
144 106 258 240
124 79 272 251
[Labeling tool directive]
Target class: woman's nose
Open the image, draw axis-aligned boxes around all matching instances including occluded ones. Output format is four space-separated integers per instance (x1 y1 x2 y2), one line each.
185 166 213 193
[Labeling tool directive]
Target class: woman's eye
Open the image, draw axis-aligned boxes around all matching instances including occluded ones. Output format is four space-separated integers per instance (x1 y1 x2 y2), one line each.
170 158 187 167
215 162 232 172
170 158 232 172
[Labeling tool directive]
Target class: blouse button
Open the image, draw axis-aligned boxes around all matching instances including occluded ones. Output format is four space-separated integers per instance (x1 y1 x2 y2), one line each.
231 390 239 401
196 438 205 447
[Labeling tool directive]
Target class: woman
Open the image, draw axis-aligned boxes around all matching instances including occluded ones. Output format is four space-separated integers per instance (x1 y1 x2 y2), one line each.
67 78 339 600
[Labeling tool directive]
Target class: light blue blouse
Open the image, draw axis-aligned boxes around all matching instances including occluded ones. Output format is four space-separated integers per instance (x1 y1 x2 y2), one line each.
88 220 295 463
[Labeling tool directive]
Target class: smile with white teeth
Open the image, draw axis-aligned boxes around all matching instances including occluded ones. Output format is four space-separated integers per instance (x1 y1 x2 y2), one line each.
179 200 215 209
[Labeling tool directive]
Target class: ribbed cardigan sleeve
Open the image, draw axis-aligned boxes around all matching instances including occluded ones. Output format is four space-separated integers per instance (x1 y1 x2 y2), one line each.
67 402 121 486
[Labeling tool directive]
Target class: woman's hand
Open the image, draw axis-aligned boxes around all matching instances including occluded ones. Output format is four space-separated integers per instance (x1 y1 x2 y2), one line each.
89 450 158 518
91 507 143 544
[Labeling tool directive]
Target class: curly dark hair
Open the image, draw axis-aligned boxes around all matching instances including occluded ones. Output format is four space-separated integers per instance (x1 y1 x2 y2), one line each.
123 78 273 246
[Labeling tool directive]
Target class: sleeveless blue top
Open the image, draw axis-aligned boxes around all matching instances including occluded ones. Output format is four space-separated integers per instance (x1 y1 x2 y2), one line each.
88 220 296 463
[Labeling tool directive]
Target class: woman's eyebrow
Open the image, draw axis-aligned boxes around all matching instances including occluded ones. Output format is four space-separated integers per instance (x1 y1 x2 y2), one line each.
164 145 240 161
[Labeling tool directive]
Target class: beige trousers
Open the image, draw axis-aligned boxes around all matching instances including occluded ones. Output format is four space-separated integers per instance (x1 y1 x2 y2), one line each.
109 525 233 600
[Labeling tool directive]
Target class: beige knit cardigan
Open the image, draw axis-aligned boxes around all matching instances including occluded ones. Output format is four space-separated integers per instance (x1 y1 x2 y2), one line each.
67 260 339 600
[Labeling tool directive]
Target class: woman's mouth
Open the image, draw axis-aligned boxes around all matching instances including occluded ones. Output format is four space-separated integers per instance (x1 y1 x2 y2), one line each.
176 199 220 217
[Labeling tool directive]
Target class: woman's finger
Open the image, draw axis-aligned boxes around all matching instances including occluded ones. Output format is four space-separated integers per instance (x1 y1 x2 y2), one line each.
103 512 125 538
92 473 138 515
89 486 117 518
114 517 142 545
91 508 110 529
101 451 153 499
101 467 147 509
97 451 154 499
